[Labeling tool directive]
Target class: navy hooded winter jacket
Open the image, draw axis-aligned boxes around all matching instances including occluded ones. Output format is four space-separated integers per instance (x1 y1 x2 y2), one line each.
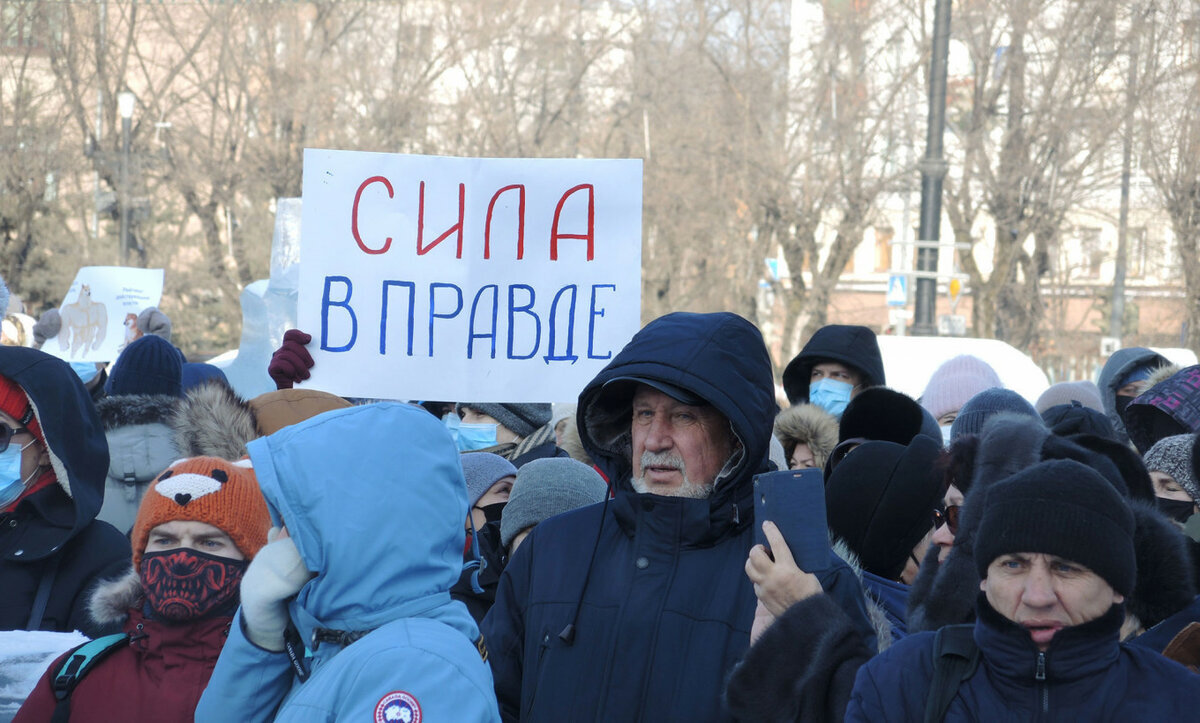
482 312 875 722
0 347 130 635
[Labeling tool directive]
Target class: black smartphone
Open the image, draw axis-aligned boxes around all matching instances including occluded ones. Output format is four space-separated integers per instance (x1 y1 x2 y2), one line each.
753 468 830 572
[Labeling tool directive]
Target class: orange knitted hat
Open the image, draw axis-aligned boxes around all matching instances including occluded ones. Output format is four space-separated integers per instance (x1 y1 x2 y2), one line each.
132 456 270 568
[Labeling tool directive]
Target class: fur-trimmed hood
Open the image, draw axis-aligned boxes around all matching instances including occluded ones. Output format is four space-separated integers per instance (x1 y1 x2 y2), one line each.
1097 347 1170 445
88 566 142 628
96 393 181 430
171 380 258 460
774 404 839 469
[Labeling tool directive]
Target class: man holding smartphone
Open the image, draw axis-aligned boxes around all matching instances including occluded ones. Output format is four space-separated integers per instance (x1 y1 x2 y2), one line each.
483 311 872 722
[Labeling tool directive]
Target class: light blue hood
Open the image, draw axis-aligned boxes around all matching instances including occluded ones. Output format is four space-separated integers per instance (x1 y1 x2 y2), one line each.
247 402 473 640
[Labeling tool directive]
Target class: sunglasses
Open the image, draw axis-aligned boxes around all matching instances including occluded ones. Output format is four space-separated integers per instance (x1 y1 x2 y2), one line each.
931 504 961 535
0 426 30 454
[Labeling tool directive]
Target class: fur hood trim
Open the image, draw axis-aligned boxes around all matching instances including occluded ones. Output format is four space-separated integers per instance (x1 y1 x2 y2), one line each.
774 404 839 469
88 567 142 627
1145 363 1183 391
171 381 258 460
95 394 181 430
1128 500 1197 629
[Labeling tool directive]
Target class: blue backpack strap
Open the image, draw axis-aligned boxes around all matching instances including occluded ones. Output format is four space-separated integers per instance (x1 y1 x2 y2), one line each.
51 633 129 723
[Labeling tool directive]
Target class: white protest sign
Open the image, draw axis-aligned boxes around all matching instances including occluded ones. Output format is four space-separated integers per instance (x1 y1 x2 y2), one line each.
44 267 165 363
298 150 643 402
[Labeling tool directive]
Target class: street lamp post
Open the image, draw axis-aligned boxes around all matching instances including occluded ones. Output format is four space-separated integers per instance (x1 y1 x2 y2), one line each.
117 90 135 267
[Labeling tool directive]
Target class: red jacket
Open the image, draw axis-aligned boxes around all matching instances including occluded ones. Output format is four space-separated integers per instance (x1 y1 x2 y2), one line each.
15 570 231 723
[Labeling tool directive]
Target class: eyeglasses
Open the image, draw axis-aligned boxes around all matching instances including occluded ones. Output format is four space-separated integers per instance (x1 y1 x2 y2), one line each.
932 504 961 535
0 426 30 453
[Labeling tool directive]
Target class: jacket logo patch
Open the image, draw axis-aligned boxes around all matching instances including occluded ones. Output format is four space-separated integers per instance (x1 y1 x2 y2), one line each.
374 691 421 723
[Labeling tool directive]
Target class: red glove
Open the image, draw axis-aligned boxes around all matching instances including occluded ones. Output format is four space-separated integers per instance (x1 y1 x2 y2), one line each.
268 329 314 389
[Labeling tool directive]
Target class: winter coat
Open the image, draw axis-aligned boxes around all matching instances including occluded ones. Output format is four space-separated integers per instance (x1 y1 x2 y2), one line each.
482 312 876 722
845 598 1200 721
195 403 497 723
94 393 182 534
451 519 506 625
1096 347 1169 446
782 325 886 405
0 348 129 636
725 593 874 723
1125 365 1200 454
14 570 230 723
169 380 260 460
773 404 839 469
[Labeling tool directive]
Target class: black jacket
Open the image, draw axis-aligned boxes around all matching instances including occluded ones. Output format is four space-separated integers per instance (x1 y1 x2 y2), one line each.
0 347 129 635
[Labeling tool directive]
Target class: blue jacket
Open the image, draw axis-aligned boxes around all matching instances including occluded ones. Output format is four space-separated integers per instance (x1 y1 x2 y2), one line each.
862 571 909 640
846 598 1200 721
196 403 498 722
0 347 129 635
482 312 874 722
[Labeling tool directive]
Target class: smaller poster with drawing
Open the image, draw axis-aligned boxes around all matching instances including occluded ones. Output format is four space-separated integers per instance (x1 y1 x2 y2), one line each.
43 267 165 363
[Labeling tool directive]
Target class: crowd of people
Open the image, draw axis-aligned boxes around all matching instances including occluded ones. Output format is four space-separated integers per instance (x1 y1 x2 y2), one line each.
3 271 1200 721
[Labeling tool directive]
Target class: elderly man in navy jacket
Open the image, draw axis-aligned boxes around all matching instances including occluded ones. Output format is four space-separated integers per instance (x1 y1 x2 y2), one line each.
482 312 874 722
846 459 1200 721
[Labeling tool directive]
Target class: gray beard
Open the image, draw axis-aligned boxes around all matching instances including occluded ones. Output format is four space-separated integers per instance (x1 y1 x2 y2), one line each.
630 450 714 499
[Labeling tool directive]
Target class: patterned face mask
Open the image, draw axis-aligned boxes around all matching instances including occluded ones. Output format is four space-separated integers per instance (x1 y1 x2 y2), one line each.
139 548 248 622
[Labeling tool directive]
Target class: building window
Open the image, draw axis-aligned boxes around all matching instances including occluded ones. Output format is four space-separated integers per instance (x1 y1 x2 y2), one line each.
874 226 894 272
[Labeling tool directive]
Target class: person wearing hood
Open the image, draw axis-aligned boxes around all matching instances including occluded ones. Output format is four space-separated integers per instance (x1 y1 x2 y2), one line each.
15 456 270 722
772 403 838 470
1097 347 1170 447
482 312 875 722
94 334 186 533
1124 364 1200 454
195 403 498 722
0 347 130 635
781 325 885 417
846 460 1200 721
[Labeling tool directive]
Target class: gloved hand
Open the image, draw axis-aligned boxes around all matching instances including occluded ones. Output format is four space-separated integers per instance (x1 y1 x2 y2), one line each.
267 329 314 390
239 535 313 652
32 309 61 348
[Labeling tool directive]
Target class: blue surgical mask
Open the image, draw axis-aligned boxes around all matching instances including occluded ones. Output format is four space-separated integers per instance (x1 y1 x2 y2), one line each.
443 413 461 444
0 439 35 509
457 422 498 452
809 378 854 418
69 361 99 384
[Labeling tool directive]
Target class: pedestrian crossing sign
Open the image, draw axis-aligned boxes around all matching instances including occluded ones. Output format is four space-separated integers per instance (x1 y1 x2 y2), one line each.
887 274 908 307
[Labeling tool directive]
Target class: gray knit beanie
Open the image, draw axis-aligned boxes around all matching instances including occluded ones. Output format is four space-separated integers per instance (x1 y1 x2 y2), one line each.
456 402 552 439
460 452 518 508
1144 434 1199 503
950 388 1041 441
137 307 173 342
1034 380 1104 414
500 457 608 548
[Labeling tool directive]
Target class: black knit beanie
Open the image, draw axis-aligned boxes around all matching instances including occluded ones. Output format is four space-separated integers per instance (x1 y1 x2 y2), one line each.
974 459 1136 596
